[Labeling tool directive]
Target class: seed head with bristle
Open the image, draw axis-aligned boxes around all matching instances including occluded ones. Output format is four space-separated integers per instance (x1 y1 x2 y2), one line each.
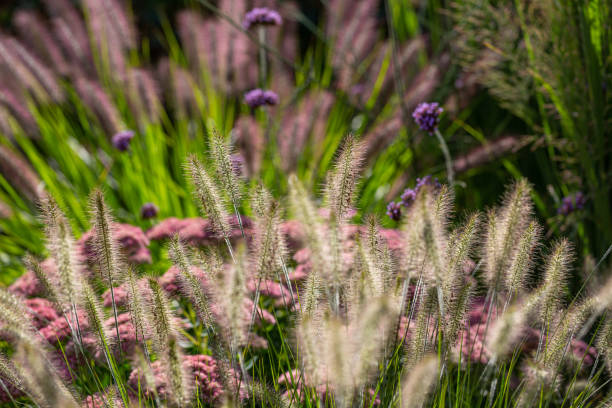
504 221 541 299
483 179 533 293
252 199 284 280
168 236 214 328
538 239 573 324
187 156 231 239
14 341 80 408
209 127 242 208
400 356 439 408
324 134 365 222
40 195 82 313
89 189 124 283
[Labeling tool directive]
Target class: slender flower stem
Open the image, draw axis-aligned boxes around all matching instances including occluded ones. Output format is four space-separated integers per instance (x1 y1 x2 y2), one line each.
258 27 267 87
434 128 454 188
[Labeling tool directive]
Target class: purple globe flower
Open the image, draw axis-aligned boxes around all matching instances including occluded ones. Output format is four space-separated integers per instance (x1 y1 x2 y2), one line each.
243 8 282 29
558 192 586 215
400 188 417 208
574 191 586 210
112 130 134 151
140 203 159 219
244 89 279 108
412 102 443 133
386 201 402 221
415 175 441 191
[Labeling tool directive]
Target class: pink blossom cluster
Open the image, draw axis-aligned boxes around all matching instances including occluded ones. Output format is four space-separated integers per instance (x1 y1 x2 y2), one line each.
128 354 246 403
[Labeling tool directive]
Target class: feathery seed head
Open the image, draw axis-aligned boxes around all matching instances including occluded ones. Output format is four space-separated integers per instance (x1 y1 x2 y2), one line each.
14 341 80 408
483 179 533 293
90 189 124 283
400 356 439 408
187 156 231 238
168 236 214 328
538 239 573 323
210 127 243 206
325 134 365 222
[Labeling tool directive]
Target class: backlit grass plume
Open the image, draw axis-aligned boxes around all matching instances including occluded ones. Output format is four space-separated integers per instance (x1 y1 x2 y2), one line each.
148 278 191 407
483 178 533 295
324 134 365 222
187 155 231 244
168 236 214 328
90 189 124 348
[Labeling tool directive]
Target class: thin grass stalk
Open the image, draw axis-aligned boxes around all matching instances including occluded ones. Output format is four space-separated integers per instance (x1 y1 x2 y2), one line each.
434 128 454 188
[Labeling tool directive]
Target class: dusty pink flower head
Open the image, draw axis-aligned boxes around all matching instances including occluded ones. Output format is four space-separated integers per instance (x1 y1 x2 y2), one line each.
129 354 247 403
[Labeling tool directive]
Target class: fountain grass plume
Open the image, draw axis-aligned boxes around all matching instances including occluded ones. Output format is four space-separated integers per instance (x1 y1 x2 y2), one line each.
125 267 151 346
0 288 38 340
210 127 243 212
24 254 61 307
90 189 124 349
504 221 541 301
252 197 284 280
187 155 232 242
324 134 365 222
148 278 191 407
400 355 439 408
169 236 215 328
14 341 80 408
538 239 573 324
40 195 83 314
483 179 533 294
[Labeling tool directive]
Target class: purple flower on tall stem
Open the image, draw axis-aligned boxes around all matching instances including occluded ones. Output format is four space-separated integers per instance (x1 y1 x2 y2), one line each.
243 8 282 29
416 175 442 191
244 89 279 108
400 188 417 208
112 130 134 151
412 102 443 133
140 203 158 219
386 201 402 221
558 192 586 215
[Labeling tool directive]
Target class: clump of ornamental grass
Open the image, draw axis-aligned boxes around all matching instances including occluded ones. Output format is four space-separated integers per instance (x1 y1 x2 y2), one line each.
2 135 612 407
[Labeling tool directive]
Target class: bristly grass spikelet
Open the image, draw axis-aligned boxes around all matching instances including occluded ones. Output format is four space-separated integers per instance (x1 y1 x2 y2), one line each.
90 189 124 349
483 178 533 294
148 278 190 406
538 239 573 324
324 134 365 222
399 356 439 408
168 235 215 328
40 194 82 314
187 155 232 244
209 127 243 224
14 340 80 408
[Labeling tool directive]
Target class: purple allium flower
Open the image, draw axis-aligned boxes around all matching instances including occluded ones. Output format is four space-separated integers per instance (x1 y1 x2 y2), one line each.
140 202 159 219
558 192 586 215
386 201 402 221
412 102 443 133
574 191 586 210
111 130 134 151
243 7 282 29
400 188 417 208
244 89 279 108
415 175 442 191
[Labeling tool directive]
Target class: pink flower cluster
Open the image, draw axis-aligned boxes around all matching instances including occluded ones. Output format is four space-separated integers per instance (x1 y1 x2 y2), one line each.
128 354 246 403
